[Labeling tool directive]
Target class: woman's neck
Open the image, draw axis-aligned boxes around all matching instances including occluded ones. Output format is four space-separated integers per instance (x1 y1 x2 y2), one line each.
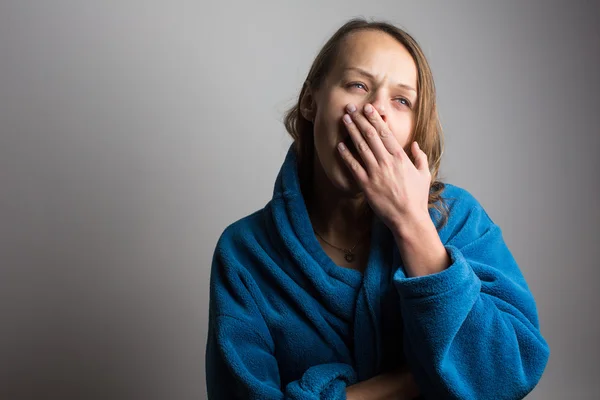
305 157 373 248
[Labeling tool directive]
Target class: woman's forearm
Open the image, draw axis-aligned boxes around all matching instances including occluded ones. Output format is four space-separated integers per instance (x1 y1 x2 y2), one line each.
345 368 419 400
391 212 450 278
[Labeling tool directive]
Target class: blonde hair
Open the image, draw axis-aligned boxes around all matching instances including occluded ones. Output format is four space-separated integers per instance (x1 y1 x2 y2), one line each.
284 18 449 227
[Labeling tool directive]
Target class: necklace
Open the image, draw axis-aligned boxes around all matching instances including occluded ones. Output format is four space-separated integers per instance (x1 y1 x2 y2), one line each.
314 229 369 262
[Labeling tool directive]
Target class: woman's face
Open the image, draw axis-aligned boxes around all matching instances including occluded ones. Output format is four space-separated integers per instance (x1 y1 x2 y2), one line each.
304 30 418 194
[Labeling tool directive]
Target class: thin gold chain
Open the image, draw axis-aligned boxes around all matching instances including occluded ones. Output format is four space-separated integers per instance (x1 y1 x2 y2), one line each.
313 229 368 253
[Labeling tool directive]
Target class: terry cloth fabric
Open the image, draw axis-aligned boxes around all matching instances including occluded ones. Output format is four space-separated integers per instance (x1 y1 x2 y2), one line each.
205 144 549 399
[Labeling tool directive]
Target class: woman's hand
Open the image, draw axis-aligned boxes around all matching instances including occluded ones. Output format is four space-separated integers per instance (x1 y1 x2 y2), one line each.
338 102 431 233
345 366 421 400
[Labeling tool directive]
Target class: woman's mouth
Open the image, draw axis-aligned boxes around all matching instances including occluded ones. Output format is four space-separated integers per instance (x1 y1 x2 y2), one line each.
343 135 358 155
342 135 365 167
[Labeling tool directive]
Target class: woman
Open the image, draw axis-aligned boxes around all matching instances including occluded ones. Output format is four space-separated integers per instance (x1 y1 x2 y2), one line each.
206 18 549 399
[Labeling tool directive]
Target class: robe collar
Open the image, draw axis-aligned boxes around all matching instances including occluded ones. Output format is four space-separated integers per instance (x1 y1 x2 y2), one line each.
271 144 397 379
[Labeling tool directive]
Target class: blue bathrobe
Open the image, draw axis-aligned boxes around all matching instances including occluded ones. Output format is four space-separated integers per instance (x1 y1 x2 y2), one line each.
206 145 549 399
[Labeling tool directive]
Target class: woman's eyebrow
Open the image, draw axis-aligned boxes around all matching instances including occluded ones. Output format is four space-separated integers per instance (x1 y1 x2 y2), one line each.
343 67 417 93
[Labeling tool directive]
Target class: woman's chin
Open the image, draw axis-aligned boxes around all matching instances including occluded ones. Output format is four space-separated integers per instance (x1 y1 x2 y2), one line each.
332 166 363 195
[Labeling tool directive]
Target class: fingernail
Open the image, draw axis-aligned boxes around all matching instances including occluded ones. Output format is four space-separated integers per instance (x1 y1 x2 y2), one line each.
338 142 346 151
343 114 352 124
364 104 373 114
346 103 356 113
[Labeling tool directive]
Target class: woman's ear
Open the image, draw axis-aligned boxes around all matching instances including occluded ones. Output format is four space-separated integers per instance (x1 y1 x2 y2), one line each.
299 82 317 122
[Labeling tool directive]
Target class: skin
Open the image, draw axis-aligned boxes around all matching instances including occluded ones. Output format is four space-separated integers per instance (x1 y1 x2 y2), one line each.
301 29 452 398
301 28 418 246
302 29 449 277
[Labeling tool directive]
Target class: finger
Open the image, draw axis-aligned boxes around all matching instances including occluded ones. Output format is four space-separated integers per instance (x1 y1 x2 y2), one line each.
362 103 404 159
411 141 429 173
337 141 369 183
347 104 391 163
342 111 378 171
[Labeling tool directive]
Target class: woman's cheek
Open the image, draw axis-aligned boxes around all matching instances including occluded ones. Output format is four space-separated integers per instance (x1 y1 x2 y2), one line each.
388 120 411 147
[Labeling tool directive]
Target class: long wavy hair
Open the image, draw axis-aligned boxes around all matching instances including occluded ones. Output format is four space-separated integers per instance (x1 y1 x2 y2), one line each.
284 18 449 227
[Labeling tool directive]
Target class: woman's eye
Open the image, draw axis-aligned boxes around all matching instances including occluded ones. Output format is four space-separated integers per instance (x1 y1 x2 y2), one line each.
395 97 412 108
348 82 367 90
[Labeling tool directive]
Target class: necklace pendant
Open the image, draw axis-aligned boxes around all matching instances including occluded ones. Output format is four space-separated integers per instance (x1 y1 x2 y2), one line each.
344 252 355 262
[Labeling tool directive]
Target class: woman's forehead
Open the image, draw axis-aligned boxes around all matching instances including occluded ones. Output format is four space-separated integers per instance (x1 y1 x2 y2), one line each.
334 30 417 84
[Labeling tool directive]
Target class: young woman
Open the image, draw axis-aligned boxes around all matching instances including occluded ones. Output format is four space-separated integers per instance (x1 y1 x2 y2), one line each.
206 18 549 399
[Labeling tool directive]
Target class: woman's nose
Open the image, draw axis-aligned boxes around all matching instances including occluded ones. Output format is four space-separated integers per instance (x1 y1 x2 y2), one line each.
370 99 387 123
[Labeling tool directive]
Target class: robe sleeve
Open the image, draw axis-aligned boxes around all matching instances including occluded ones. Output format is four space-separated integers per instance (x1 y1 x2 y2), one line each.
393 191 550 400
205 229 357 400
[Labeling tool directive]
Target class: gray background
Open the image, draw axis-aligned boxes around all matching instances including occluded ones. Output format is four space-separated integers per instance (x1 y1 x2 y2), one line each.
1 0 598 399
